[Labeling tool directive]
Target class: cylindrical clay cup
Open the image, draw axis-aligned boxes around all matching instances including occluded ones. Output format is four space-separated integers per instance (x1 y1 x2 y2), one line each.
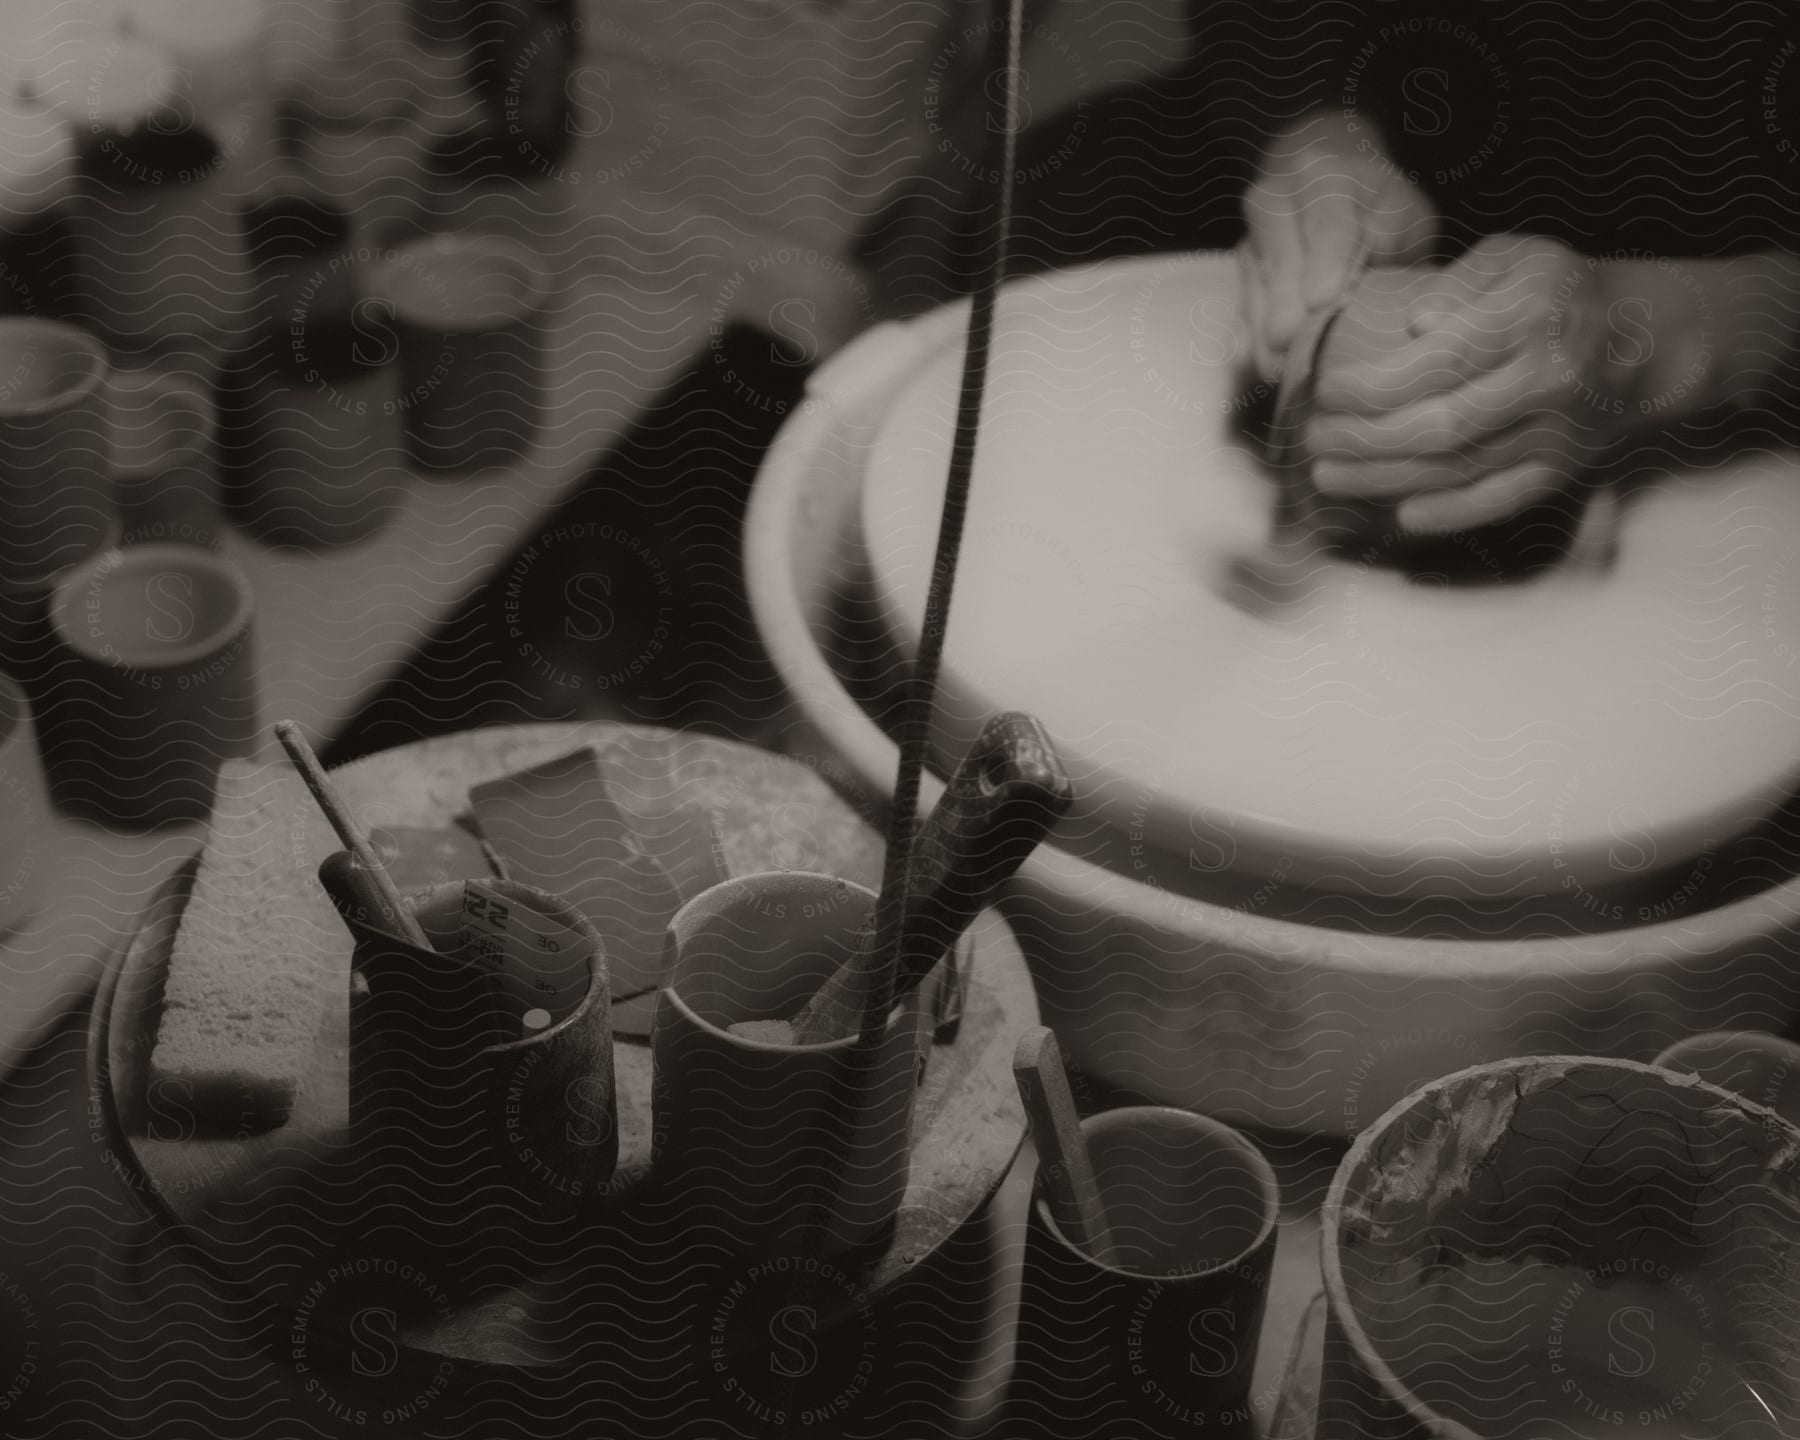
226 306 407 549
651 872 925 1258
0 318 113 580
119 0 278 200
39 544 256 827
109 367 220 548
51 38 252 351
243 192 356 337
231 195 404 546
1003 1107 1280 1439
370 231 548 475
294 57 437 249
344 875 616 1260
1319 1056 1800 1440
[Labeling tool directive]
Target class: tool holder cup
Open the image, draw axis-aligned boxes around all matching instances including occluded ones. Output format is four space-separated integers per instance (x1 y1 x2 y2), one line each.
1002 1106 1280 1439
338 871 617 1274
1319 1056 1800 1440
650 871 927 1260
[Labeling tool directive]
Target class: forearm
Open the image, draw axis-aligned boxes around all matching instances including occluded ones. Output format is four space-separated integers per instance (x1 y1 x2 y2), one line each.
1601 253 1800 429
1711 252 1800 421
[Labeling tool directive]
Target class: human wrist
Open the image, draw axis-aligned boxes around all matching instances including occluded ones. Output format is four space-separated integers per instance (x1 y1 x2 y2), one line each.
1711 252 1800 418
1589 258 1731 425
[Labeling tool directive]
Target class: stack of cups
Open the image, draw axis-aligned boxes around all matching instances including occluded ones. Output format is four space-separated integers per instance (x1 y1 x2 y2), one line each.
292 52 439 250
117 0 278 201
226 193 405 547
33 27 259 376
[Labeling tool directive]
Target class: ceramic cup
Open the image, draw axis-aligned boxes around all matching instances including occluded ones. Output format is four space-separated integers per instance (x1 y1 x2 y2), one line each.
1002 1106 1280 1440
0 317 113 581
118 0 277 198
1318 1056 1800 1440
40 544 256 828
651 871 926 1258
370 231 549 474
341 872 616 1252
225 316 407 550
47 33 252 351
294 55 438 248
244 191 356 336
230 194 405 547
109 367 220 549
0 672 55 932
68 127 253 350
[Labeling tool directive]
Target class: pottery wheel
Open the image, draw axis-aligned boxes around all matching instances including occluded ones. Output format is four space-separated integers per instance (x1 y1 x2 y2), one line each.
860 254 1800 900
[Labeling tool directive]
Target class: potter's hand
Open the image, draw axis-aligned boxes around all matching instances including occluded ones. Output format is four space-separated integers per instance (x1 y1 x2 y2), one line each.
1307 235 1722 532
1240 110 1437 383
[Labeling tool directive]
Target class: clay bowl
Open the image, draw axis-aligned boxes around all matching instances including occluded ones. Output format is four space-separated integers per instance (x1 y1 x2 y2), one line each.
744 255 1800 1137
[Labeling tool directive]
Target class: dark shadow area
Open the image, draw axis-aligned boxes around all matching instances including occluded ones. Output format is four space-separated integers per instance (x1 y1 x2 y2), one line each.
327 323 809 766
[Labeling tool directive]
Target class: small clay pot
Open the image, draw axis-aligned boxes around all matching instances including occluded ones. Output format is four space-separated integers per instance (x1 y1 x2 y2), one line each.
40 543 256 828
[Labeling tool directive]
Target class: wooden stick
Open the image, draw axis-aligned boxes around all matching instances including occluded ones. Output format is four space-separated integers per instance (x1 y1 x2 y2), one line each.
1014 1026 1116 1265
274 719 431 950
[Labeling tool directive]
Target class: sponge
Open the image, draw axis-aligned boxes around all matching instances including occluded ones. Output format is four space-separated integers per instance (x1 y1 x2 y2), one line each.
147 757 345 1135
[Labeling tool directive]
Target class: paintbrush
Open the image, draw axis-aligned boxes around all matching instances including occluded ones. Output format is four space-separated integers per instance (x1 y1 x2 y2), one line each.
275 719 433 951
1014 1025 1116 1264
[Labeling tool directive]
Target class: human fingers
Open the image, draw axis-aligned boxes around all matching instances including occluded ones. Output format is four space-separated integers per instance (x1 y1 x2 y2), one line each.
1307 353 1542 462
1238 241 1281 383
1298 188 1367 309
1395 455 1571 532
1249 192 1307 360
1312 416 1554 500
1314 311 1515 414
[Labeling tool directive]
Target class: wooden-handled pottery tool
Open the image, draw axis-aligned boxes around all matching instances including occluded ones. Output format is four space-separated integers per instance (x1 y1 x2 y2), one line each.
1229 290 1360 616
1013 1026 1116 1264
318 851 510 1050
276 718 432 950
745 711 1071 1047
